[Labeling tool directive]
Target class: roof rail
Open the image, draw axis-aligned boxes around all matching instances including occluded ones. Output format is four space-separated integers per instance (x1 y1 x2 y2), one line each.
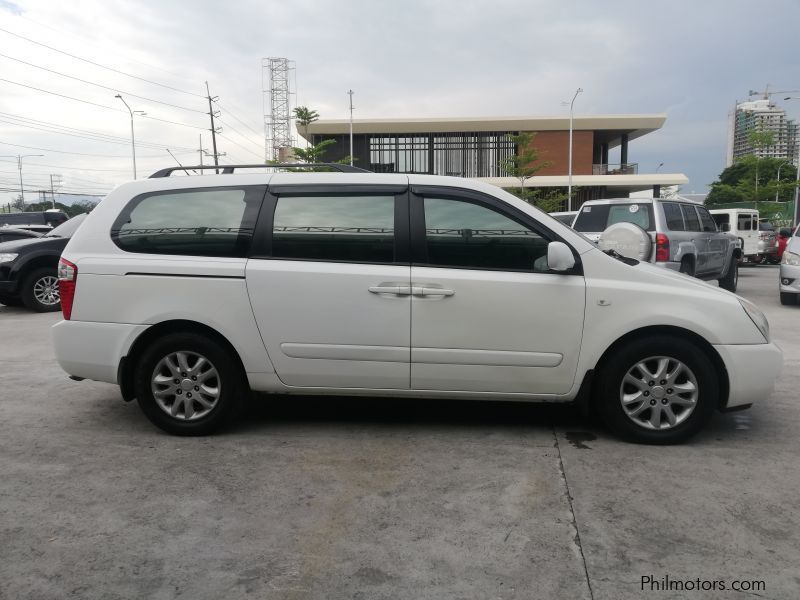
148 163 371 178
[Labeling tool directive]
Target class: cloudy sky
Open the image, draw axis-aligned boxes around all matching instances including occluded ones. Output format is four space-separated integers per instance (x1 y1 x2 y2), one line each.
1 0 799 207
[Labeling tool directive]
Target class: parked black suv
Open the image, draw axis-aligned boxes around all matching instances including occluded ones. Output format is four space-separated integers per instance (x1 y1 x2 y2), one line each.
0 210 68 229
0 214 87 311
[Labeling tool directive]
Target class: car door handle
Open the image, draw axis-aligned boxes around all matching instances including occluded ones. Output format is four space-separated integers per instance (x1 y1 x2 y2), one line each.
412 286 455 297
368 284 411 296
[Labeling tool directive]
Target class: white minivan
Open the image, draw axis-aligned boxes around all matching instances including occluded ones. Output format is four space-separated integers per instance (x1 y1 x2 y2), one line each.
53 166 782 444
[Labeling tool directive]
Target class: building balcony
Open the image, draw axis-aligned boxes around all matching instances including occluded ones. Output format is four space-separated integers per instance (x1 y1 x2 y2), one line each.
592 163 638 175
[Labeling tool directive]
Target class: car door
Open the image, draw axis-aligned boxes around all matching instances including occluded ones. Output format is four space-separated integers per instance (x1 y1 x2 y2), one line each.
408 187 586 395
245 181 412 390
696 206 727 272
680 204 707 273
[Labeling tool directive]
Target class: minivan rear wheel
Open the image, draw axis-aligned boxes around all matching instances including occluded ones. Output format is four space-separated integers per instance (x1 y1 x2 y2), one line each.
134 332 246 435
598 335 718 444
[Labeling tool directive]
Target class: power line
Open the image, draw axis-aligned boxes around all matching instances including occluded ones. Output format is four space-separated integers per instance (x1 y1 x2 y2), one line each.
0 112 197 151
0 77 207 132
0 158 138 173
216 101 264 139
217 132 266 161
0 26 205 99
0 139 182 159
0 52 207 114
216 118 265 151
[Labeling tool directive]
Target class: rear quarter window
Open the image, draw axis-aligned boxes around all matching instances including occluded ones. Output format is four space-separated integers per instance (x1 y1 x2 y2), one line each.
111 187 264 257
662 203 685 231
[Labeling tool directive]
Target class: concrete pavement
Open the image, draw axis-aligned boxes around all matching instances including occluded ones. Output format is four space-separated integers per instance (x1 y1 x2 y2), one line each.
0 265 797 599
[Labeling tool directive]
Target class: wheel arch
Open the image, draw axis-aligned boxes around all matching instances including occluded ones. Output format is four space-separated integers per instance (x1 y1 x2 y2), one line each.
590 325 730 410
12 253 60 283
118 319 249 402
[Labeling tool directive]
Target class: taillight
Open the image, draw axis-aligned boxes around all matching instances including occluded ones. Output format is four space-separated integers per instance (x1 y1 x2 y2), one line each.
58 258 77 320
655 233 670 262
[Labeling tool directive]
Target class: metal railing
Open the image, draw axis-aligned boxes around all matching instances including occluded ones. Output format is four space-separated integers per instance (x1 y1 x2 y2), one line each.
592 163 638 175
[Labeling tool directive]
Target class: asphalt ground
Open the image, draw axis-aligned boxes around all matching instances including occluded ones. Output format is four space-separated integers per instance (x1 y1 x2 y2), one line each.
0 264 797 600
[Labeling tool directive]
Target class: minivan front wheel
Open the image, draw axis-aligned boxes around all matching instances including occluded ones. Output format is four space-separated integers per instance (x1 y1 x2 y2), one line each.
598 336 718 444
134 332 245 435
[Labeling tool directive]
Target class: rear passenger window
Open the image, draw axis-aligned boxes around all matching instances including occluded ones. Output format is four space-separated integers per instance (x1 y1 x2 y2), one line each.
738 214 752 231
272 195 395 263
680 205 701 232
422 197 550 272
112 187 262 257
697 208 717 232
663 203 685 231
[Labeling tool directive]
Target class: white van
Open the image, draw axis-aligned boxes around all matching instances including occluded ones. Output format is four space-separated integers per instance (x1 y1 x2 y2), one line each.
51 165 782 444
710 208 775 263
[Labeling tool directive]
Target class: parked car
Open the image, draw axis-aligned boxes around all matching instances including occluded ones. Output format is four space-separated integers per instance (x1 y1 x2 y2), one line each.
0 226 42 244
0 209 68 230
549 211 577 227
758 219 779 263
573 198 741 291
710 208 775 264
53 167 781 444
779 224 800 305
0 214 87 311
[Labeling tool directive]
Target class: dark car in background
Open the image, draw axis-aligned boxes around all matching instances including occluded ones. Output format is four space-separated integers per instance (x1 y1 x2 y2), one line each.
0 214 87 311
0 210 69 231
0 227 43 244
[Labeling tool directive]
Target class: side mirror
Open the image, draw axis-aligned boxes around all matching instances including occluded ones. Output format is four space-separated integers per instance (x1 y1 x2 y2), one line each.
547 241 576 272
720 223 730 232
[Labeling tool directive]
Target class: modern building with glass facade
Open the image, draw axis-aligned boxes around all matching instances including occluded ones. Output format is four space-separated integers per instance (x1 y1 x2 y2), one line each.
299 114 688 207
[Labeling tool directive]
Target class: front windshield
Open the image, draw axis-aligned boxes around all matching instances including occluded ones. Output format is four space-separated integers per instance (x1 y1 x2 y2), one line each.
45 213 88 238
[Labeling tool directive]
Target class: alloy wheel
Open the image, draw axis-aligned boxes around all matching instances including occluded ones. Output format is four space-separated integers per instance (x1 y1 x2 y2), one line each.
619 356 699 430
151 351 221 421
33 275 60 306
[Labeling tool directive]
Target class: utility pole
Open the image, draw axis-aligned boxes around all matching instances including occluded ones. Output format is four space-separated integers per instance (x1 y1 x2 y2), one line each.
49 174 62 209
1 154 43 210
348 89 355 167
206 82 220 174
198 134 206 169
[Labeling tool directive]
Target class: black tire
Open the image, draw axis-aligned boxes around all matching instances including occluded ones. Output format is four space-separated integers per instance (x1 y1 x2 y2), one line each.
0 294 23 307
679 258 695 277
780 292 798 306
21 267 61 312
134 332 247 435
597 335 718 444
718 257 738 292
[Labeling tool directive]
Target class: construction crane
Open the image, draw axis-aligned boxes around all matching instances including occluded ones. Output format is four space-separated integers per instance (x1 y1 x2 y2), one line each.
748 85 800 101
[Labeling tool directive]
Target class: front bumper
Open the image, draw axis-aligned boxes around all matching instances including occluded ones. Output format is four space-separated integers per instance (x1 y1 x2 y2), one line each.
52 320 147 384
0 279 18 295
713 342 783 409
779 263 800 294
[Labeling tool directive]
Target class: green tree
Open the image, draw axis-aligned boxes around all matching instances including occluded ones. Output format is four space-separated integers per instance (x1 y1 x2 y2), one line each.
706 156 796 205
500 132 552 196
747 126 776 195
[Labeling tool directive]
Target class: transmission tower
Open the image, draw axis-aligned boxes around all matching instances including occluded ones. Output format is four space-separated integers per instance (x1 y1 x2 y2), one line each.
262 57 295 162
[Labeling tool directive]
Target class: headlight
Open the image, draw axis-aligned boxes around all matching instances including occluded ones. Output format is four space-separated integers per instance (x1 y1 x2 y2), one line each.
739 298 770 342
0 253 18 263
782 251 800 266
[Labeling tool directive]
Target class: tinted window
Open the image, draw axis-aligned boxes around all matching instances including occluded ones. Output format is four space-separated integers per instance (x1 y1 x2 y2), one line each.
113 188 261 257
712 213 730 226
680 205 701 232
697 208 717 232
573 203 655 232
272 195 395 263
759 221 774 231
422 197 550 271
663 203 685 231
738 214 752 231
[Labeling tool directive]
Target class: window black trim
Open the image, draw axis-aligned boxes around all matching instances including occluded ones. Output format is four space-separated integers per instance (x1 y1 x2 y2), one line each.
409 185 583 275
250 187 411 265
110 185 267 258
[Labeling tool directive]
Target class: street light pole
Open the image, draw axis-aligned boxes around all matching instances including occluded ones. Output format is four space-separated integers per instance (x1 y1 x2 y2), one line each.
775 161 791 202
784 97 800 227
567 87 583 212
115 94 145 179
348 89 354 167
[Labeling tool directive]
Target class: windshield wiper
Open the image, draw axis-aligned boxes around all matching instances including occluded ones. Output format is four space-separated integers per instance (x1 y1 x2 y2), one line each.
603 248 640 266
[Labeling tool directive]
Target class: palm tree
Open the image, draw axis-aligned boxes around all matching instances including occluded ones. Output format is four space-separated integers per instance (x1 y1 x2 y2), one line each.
293 106 319 149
